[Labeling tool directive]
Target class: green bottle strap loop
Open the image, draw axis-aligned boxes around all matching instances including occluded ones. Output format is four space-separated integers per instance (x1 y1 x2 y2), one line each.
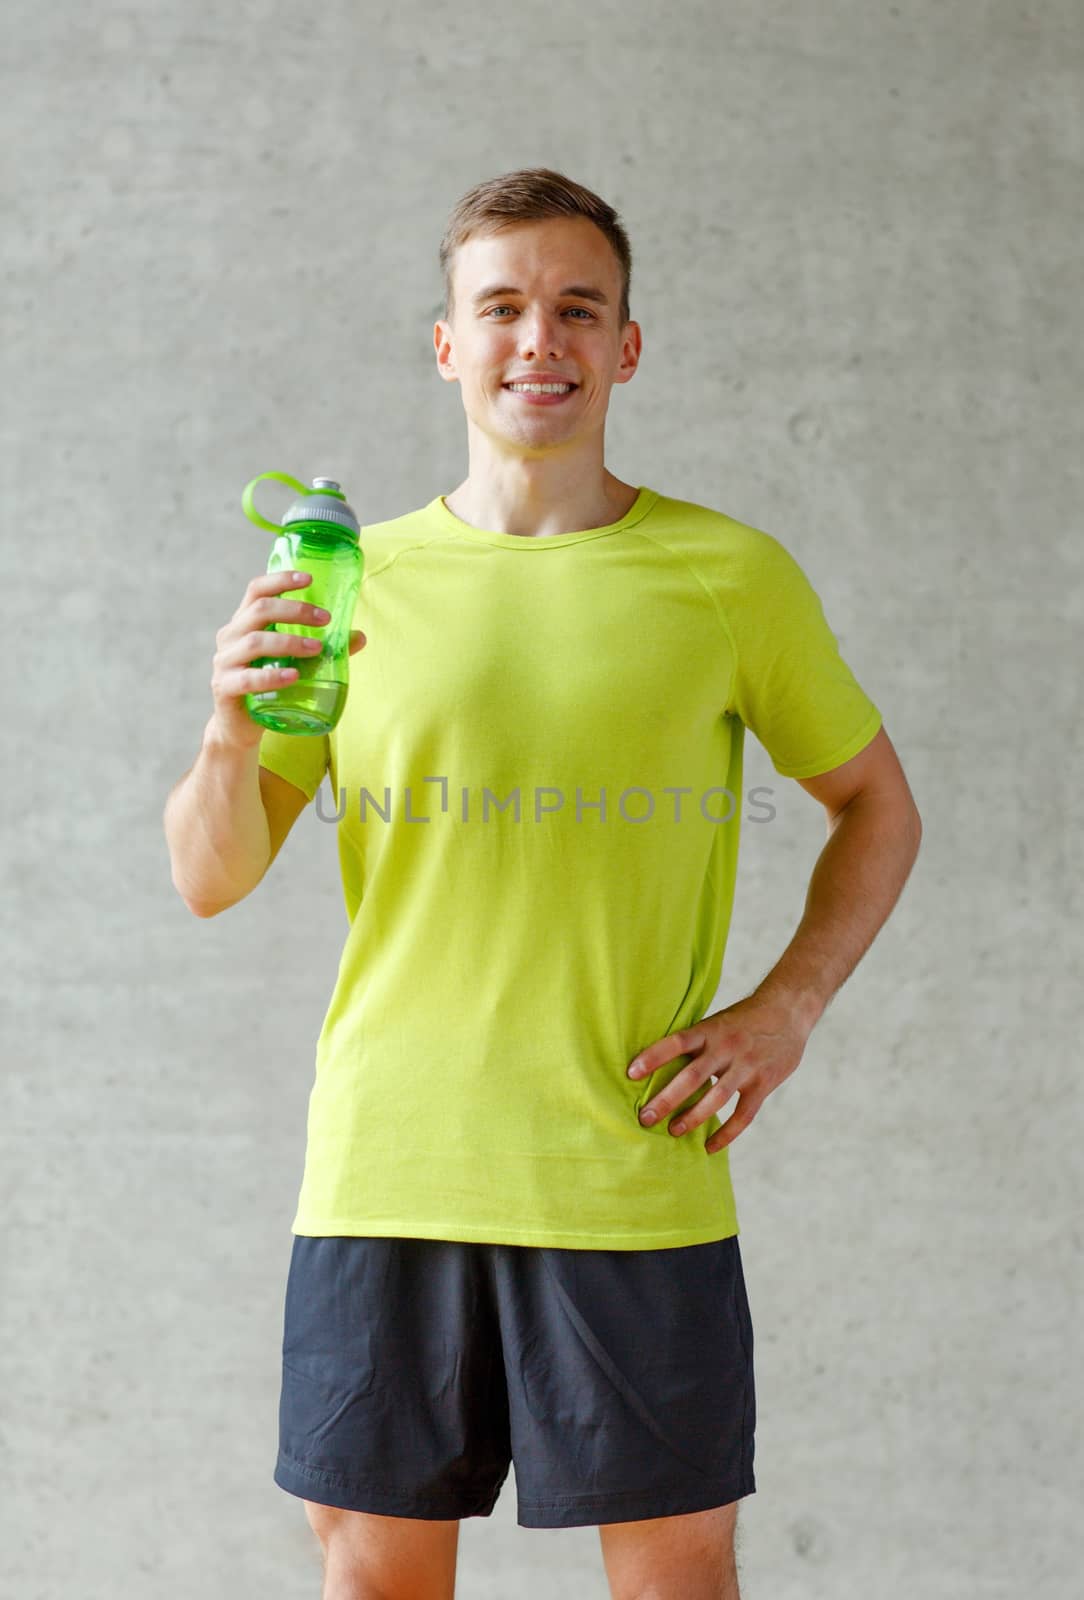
241 470 311 533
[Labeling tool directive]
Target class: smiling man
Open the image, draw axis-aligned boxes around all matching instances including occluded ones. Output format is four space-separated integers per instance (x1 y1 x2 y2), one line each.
436 206 642 540
248 167 922 1598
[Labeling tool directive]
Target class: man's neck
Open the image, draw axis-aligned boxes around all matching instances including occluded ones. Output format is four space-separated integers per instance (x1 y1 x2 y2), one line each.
443 472 640 539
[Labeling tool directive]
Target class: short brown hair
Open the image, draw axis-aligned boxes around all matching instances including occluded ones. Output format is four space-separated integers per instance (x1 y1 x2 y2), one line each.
439 166 633 329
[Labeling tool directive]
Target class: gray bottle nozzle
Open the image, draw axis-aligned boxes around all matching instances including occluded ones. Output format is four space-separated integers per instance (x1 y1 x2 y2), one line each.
281 477 360 536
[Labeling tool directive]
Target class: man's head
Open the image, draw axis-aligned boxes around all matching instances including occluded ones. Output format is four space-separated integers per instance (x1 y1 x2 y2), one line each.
433 167 641 465
438 166 633 330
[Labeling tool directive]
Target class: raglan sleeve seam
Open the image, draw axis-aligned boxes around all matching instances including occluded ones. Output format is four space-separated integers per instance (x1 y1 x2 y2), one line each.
678 523 884 779
629 528 739 716
680 550 741 718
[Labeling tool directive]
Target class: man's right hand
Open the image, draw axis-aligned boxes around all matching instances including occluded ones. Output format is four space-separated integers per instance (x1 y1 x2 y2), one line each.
209 569 366 750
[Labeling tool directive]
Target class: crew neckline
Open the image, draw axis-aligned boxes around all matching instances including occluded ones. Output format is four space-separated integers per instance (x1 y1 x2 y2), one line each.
431 485 658 549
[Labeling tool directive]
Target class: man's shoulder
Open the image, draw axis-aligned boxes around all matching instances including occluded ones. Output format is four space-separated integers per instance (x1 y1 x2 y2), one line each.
354 498 452 575
643 489 787 569
360 498 443 541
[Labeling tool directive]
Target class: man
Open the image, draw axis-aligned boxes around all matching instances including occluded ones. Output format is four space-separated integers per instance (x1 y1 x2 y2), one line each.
166 167 921 1599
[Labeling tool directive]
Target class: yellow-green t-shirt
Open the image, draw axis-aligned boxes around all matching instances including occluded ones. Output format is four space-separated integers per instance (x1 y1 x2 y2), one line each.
257 486 882 1249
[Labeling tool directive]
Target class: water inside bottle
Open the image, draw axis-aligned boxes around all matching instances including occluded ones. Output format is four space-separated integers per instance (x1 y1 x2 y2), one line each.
245 672 346 735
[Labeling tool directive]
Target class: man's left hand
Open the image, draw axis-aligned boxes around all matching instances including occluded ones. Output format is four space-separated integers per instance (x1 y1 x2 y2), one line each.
626 994 817 1154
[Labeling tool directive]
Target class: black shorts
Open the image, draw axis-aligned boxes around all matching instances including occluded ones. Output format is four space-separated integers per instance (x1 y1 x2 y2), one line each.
274 1233 756 1529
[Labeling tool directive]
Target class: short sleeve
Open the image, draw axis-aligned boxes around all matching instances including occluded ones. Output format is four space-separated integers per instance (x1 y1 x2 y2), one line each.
722 530 882 780
257 726 330 802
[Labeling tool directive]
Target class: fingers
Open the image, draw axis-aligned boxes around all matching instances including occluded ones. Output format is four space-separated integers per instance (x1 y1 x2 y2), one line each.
704 1093 761 1154
628 1027 699 1079
640 1074 742 1144
209 571 319 740
208 569 366 743
215 572 338 686
636 1058 710 1129
215 568 312 642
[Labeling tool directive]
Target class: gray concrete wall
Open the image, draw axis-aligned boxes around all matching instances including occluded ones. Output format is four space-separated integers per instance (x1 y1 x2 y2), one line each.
3 1 1078 1595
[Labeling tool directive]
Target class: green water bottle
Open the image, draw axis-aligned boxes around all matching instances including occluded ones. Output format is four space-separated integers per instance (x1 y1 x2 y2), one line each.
241 471 364 736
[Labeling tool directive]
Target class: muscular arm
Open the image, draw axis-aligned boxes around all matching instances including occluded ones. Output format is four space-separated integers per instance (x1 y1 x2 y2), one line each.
751 726 923 1027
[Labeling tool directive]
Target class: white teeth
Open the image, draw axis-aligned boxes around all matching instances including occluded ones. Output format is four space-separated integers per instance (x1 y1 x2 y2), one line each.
507 382 573 394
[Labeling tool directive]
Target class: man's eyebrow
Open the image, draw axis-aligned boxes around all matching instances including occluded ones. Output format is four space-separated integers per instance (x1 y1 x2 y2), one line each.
471 283 610 307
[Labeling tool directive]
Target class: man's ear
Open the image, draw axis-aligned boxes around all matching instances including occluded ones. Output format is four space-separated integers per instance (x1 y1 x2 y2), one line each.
433 321 458 382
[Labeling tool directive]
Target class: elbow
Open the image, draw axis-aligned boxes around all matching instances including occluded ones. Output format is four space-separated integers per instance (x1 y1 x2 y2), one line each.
184 889 238 918
185 898 222 919
906 805 923 864
171 874 228 919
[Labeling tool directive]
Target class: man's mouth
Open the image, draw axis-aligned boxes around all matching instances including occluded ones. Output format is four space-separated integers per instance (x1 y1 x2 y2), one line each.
502 382 579 403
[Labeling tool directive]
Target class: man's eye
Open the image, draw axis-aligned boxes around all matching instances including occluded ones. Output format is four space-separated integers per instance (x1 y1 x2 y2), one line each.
486 306 594 319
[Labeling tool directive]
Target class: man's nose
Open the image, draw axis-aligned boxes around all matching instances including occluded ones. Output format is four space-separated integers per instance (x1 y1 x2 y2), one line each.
517 314 564 354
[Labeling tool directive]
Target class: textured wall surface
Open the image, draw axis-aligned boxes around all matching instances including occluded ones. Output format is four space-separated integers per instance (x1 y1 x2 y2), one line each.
3 1 1078 1595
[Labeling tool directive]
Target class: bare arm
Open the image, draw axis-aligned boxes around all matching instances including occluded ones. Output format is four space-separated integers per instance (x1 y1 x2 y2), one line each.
163 567 365 918
625 727 923 1152
752 725 923 1026
164 714 271 917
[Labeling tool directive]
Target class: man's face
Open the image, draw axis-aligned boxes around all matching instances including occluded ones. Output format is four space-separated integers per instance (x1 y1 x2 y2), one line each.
434 216 641 455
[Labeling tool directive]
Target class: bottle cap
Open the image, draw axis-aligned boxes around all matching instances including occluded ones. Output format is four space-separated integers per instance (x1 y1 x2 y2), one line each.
242 471 360 538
